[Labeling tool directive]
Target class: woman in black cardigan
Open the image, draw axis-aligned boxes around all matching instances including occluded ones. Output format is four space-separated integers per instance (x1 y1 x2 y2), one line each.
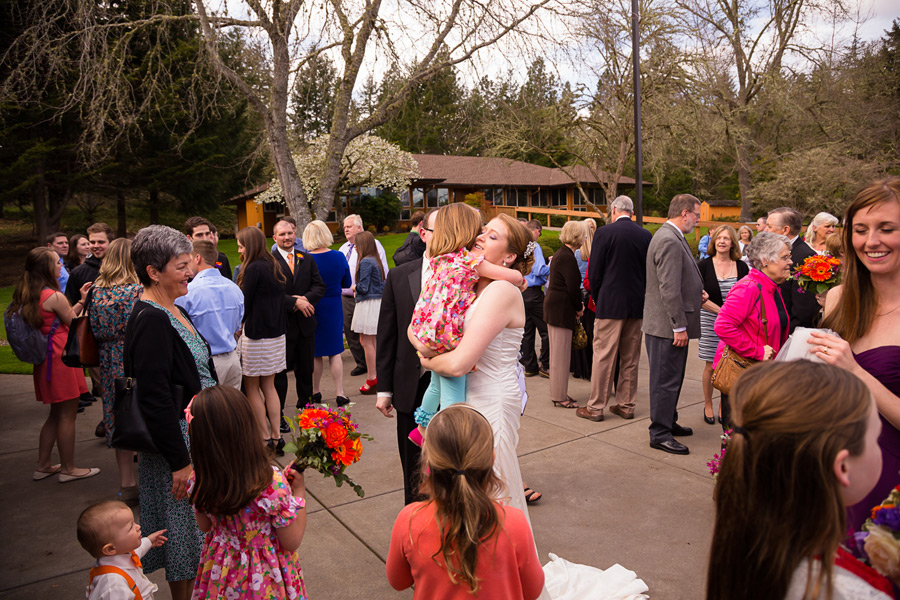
543 221 585 409
125 225 218 600
698 225 749 425
236 226 288 454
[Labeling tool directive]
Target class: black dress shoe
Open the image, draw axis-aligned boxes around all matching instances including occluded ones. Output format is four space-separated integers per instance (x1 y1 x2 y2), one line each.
336 396 350 407
280 416 290 434
672 422 693 437
703 410 716 425
298 393 321 409
275 437 285 457
650 439 690 455
350 366 367 377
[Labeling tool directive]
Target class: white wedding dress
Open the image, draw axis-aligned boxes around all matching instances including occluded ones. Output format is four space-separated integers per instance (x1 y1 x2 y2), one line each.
464 282 530 520
464 282 649 600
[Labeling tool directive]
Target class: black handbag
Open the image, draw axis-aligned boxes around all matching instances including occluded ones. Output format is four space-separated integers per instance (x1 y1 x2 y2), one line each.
111 376 158 454
62 288 99 367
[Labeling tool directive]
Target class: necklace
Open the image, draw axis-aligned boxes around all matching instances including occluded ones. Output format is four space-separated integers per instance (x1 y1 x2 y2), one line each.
876 301 900 317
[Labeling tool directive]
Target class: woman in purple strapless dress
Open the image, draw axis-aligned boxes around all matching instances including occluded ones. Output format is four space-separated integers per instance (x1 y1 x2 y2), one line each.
813 177 900 533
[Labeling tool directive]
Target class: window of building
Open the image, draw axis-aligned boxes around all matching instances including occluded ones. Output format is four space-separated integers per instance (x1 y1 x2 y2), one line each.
426 188 438 208
437 188 450 206
412 188 424 209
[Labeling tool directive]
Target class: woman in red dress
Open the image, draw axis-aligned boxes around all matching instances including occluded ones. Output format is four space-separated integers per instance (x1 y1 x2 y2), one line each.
11 247 99 482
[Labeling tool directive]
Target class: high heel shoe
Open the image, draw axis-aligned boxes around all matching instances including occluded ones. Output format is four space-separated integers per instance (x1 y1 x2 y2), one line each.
336 396 350 407
703 407 715 425
274 437 285 457
359 378 377 395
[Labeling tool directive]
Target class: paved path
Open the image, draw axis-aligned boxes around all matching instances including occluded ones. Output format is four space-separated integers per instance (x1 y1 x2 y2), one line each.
0 341 720 599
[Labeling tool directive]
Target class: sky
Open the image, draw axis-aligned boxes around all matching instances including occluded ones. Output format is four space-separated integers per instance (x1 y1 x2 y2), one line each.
215 0 898 93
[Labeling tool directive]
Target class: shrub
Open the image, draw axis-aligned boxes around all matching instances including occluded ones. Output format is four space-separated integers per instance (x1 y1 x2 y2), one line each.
550 215 567 227
367 225 377 233
382 225 391 233
539 237 562 257
352 191 401 232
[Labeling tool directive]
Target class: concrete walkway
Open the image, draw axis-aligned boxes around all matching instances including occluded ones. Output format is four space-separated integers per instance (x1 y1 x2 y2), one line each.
0 341 720 599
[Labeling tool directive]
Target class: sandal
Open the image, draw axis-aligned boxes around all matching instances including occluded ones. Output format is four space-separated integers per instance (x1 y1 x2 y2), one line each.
359 378 377 395
33 465 61 481
524 486 543 504
551 397 579 409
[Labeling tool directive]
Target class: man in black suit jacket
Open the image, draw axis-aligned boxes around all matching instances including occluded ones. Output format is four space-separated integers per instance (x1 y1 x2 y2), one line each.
577 196 652 423
272 219 326 429
375 209 436 505
766 207 818 331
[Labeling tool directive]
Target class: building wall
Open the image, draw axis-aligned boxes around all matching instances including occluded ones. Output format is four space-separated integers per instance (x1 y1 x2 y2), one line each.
701 202 742 221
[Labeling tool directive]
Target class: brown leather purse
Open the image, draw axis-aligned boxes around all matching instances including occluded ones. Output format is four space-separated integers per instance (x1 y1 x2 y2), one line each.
710 284 767 395
62 288 99 367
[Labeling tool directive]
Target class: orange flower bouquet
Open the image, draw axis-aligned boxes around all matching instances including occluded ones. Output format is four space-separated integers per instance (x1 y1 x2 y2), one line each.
793 253 842 294
284 406 373 497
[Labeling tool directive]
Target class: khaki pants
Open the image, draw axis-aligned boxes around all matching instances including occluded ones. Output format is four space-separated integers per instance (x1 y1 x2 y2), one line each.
547 324 573 404
587 318 642 413
213 350 242 389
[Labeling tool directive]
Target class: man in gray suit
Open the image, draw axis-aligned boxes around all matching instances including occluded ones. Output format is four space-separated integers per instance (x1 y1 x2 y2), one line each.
643 194 706 455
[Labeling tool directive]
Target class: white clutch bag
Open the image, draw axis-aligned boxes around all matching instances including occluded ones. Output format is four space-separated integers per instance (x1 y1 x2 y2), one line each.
774 327 841 363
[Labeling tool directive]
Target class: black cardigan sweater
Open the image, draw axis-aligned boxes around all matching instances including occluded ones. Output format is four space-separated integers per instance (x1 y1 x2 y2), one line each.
698 257 750 306
241 259 288 339
544 245 583 330
123 301 217 471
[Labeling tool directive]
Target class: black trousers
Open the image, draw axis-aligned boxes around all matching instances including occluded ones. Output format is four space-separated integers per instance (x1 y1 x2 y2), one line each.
397 373 431 505
520 286 549 372
275 329 315 412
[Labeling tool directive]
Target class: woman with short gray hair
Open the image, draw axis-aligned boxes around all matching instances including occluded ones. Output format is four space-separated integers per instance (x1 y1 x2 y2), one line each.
124 225 218 600
712 232 792 429
804 211 839 254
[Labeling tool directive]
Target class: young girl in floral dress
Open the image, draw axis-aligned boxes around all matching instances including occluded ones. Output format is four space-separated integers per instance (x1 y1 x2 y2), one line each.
188 386 307 599
408 203 524 445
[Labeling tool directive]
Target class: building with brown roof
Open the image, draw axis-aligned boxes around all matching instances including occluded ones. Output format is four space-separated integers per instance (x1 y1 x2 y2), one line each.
226 154 641 230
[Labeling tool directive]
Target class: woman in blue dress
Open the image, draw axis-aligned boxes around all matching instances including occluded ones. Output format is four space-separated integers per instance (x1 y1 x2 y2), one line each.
303 220 352 406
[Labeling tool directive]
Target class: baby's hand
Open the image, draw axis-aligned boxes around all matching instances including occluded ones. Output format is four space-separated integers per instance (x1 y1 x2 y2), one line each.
148 530 168 548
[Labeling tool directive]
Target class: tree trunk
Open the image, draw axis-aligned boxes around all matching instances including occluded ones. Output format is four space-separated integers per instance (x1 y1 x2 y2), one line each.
734 136 754 222
148 188 159 224
33 169 48 242
116 191 127 238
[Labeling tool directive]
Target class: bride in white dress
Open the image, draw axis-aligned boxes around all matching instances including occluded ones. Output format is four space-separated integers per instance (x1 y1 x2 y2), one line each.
418 213 534 520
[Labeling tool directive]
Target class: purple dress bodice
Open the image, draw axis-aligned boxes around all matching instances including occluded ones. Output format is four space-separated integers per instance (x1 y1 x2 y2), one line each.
846 346 900 533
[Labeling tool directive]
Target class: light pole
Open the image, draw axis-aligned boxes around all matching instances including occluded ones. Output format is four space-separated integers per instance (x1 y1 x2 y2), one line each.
631 0 643 225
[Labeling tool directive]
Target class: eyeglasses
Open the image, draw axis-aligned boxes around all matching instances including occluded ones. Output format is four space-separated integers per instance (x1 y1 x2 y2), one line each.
421 226 433 233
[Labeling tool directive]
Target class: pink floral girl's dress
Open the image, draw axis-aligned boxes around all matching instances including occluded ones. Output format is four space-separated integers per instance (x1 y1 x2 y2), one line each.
410 248 484 431
189 467 307 600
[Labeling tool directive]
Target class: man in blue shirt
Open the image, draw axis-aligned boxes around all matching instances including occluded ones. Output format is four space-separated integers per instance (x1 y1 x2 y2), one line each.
46 232 69 293
521 219 551 377
175 240 245 388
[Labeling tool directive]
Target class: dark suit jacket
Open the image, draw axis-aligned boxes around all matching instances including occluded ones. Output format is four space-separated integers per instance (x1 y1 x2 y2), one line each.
272 248 326 338
376 258 430 414
392 232 426 266
544 245 583 330
588 217 652 320
65 255 101 305
780 237 818 332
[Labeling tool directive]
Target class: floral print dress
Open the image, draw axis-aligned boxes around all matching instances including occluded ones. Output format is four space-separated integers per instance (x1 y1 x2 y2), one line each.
190 467 307 600
89 283 142 446
410 248 483 353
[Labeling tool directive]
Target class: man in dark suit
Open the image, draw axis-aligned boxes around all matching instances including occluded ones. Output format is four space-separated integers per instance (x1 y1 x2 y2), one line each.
375 209 437 505
643 194 705 455
392 210 427 266
765 207 818 331
272 218 326 432
577 196 652 422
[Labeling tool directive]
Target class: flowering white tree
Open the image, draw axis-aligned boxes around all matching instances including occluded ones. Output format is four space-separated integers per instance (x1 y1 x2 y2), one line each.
256 135 419 219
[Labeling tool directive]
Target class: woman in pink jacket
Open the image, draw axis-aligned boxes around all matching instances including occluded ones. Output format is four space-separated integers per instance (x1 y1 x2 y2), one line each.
713 232 793 429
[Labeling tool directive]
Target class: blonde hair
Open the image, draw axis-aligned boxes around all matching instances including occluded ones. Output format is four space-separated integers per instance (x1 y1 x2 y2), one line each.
302 220 334 251
77 501 130 558
95 238 139 288
418 405 503 594
579 219 596 258
708 225 742 262
559 220 585 246
804 212 839 245
429 203 483 258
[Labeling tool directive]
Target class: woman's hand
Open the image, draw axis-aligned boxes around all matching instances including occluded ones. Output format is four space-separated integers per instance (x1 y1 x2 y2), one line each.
762 345 775 360
79 281 92 304
702 300 721 314
171 465 192 500
808 330 859 372
815 291 828 308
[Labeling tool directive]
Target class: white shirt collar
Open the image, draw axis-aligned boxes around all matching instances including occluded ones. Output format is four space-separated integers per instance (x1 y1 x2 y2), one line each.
665 220 686 239
276 245 294 262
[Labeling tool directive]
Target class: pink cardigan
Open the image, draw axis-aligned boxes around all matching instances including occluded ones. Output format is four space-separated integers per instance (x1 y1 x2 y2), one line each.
713 269 789 368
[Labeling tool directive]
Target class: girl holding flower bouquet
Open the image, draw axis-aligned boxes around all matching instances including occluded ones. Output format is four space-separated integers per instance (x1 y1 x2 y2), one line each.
386 404 545 599
407 203 524 445
707 361 890 600
188 386 307 600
